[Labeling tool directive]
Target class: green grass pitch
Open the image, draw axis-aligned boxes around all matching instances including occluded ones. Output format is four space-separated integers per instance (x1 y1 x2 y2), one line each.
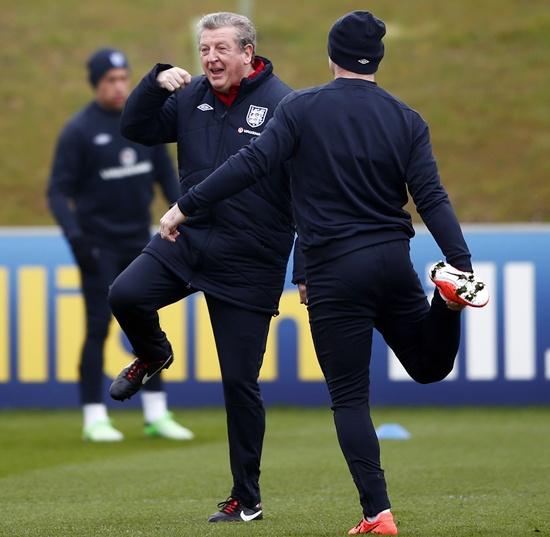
1 406 549 536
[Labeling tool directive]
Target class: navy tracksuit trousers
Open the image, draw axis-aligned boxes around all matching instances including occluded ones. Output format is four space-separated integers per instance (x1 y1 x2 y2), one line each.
79 247 162 404
306 240 461 517
109 253 271 507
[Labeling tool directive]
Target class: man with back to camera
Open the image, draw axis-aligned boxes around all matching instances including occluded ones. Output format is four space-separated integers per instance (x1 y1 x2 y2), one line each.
47 47 194 442
157 10 489 535
107 13 303 522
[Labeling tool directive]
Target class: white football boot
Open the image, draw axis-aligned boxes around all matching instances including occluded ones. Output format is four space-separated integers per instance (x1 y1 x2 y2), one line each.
430 261 489 308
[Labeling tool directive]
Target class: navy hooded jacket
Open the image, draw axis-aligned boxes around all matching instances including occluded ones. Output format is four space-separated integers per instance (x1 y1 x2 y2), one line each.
120 57 296 315
177 77 472 272
47 101 179 251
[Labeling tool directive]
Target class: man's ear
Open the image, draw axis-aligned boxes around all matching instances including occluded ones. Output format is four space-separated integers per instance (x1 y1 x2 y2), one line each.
243 43 254 65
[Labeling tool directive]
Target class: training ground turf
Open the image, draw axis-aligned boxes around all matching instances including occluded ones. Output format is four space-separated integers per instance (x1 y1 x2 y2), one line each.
0 407 548 536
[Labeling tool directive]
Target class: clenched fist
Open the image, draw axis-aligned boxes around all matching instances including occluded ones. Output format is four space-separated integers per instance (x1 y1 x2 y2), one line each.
157 67 192 92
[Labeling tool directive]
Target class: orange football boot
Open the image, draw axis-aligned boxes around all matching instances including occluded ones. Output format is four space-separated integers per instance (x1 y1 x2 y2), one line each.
348 511 398 535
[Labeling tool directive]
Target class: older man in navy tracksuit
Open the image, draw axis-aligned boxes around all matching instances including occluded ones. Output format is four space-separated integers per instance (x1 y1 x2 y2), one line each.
108 12 299 523
159 11 489 535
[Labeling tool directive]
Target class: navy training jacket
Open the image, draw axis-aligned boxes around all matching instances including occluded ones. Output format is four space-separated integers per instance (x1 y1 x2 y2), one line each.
121 57 296 315
47 101 179 251
178 77 472 272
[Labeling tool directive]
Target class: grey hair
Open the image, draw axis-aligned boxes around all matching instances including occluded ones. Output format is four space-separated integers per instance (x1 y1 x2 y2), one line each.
196 12 256 52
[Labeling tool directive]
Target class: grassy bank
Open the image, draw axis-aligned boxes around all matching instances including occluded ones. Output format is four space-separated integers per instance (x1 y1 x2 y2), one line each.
1 0 549 224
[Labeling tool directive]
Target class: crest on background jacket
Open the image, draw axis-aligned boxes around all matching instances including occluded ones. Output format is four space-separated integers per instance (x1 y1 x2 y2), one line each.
246 105 268 128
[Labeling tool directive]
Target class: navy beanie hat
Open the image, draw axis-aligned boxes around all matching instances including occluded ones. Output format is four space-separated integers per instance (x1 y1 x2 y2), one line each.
328 11 386 74
87 47 129 87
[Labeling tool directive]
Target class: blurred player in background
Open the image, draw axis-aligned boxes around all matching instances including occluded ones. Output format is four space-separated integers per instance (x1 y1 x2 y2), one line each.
158 10 489 535
107 12 300 523
46 47 194 443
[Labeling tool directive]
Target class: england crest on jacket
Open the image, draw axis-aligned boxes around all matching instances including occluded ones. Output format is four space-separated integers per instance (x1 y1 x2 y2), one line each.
246 105 268 128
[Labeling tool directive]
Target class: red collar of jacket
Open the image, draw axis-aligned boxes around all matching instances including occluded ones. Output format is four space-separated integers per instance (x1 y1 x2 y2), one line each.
212 57 265 107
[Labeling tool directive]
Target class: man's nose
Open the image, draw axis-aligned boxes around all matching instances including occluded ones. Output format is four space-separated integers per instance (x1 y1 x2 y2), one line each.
206 49 219 63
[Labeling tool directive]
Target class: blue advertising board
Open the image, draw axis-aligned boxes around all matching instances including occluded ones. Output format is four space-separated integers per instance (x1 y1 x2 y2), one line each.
0 225 549 407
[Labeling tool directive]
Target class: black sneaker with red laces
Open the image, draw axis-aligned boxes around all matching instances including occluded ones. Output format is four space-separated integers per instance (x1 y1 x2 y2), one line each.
208 497 263 523
109 355 173 401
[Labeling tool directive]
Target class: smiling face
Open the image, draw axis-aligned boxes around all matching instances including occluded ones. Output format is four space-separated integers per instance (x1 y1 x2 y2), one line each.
199 26 254 93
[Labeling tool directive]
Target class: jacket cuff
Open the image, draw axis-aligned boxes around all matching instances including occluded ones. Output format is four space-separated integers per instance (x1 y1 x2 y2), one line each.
177 194 198 216
153 63 174 76
447 254 473 273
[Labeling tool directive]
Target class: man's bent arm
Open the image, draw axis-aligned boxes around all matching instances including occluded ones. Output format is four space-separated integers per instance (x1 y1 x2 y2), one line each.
121 64 178 146
406 117 472 272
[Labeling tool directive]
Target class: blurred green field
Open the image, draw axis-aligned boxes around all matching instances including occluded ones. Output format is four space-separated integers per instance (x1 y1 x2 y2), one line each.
1 0 550 225
1 406 549 536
